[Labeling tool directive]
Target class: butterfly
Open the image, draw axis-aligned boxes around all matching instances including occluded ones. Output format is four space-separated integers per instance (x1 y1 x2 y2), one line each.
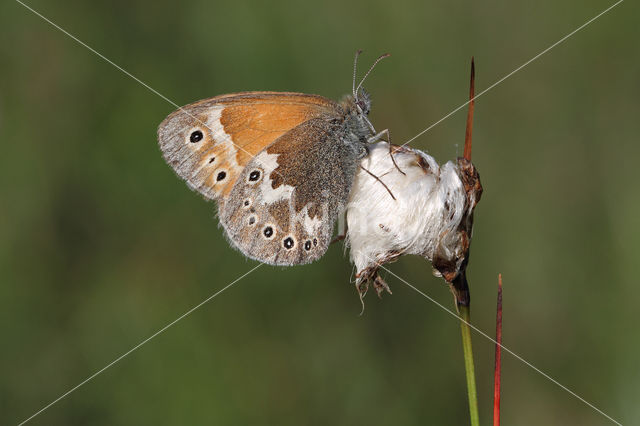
157 52 390 266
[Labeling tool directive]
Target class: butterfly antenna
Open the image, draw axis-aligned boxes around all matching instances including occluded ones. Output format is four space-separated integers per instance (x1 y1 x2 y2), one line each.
353 49 363 99
355 53 390 97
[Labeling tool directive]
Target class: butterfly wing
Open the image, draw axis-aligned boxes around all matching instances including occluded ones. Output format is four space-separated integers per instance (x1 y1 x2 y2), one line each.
157 92 338 200
219 117 366 265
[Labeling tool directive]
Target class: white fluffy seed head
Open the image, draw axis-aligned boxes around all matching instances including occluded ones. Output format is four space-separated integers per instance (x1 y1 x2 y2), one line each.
346 142 478 294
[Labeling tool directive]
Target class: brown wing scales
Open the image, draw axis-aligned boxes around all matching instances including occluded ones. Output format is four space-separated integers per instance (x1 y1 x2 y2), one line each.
219 118 364 266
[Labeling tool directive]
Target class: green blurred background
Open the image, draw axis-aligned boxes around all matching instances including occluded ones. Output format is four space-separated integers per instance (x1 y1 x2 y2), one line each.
2 0 639 424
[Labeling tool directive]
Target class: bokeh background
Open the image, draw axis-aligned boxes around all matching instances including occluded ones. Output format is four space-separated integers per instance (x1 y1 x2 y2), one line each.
2 0 639 424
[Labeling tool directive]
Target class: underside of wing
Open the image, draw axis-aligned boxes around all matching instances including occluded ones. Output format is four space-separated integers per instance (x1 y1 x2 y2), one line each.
219 117 364 265
157 92 340 200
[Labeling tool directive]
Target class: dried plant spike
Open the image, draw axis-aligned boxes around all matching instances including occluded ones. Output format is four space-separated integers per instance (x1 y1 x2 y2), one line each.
463 57 475 162
494 273 503 426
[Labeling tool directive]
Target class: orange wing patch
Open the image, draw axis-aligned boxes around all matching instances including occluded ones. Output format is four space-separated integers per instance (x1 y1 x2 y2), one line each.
220 102 333 166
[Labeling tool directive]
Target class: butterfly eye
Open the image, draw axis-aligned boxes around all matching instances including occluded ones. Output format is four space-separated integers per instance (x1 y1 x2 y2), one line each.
216 171 227 181
304 240 312 251
263 225 275 239
189 130 204 143
283 237 295 250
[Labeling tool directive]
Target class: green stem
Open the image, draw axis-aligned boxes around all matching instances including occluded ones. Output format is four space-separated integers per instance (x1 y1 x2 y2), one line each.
459 304 480 426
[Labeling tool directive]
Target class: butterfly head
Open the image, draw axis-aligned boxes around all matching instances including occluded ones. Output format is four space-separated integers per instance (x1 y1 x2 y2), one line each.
339 92 375 142
355 88 372 115
341 88 371 115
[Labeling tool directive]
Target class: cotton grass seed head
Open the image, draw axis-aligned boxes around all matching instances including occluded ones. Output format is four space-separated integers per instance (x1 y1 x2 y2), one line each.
346 142 482 300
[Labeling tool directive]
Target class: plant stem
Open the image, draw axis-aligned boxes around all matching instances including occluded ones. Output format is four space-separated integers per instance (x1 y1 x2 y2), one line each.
459 303 480 426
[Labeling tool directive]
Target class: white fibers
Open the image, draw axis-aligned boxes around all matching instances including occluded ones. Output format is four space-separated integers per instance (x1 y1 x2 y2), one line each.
346 142 480 297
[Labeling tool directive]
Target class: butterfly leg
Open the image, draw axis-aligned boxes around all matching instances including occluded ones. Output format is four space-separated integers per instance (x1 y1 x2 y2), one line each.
360 165 396 201
331 211 348 244
367 128 389 144
331 234 346 244
367 129 406 175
